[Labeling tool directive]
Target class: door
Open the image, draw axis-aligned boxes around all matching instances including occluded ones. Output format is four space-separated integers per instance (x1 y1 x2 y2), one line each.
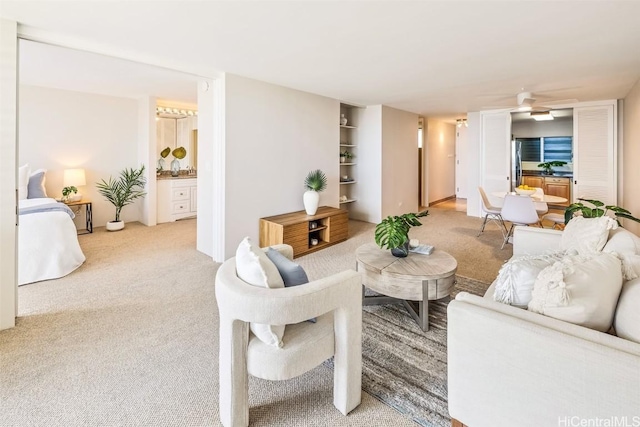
480 111 511 206
573 104 616 205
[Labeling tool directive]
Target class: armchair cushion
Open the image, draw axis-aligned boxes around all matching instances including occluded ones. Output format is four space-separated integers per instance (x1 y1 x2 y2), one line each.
235 237 285 347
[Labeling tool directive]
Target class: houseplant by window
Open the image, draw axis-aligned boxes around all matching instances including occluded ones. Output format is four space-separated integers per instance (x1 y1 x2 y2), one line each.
538 160 567 175
375 210 429 257
303 169 327 215
96 165 147 231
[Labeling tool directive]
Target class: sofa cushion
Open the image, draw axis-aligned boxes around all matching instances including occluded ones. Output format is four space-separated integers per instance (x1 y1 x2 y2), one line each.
528 252 623 332
560 216 618 255
235 237 286 348
614 277 640 344
603 228 640 279
492 251 566 308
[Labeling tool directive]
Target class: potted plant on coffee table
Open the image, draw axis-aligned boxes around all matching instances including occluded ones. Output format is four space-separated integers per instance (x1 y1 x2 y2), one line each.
96 165 147 231
375 210 429 257
303 169 327 215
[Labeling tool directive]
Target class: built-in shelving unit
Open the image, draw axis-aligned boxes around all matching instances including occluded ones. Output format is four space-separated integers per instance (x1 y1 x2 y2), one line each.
340 103 358 209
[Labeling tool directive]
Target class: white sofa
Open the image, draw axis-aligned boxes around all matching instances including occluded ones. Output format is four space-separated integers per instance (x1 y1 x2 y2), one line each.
448 226 640 427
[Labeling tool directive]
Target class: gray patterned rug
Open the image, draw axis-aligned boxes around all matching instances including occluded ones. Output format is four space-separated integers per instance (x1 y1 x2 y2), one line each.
328 275 490 427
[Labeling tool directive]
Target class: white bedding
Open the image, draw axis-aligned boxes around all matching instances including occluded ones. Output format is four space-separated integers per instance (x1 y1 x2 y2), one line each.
18 198 86 285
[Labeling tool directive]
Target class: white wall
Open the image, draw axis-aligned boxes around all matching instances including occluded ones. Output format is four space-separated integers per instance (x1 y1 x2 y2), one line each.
425 118 456 204
351 105 382 223
623 79 640 235
0 19 18 330
19 85 142 228
381 105 419 218
466 112 482 217
455 124 468 199
511 116 573 138
222 74 338 258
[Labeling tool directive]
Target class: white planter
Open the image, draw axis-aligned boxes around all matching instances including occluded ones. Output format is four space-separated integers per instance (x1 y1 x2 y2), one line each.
303 190 320 215
106 220 125 231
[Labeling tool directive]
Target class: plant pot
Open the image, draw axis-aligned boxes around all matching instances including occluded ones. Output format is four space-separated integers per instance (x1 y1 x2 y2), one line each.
390 240 410 258
106 220 125 231
340 157 346 163
303 190 320 215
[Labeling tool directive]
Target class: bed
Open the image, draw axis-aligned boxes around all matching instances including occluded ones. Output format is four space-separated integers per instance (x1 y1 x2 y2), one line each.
18 197 86 286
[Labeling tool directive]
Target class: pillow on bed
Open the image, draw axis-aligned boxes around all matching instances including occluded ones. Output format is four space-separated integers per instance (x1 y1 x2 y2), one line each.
18 164 30 200
27 169 48 199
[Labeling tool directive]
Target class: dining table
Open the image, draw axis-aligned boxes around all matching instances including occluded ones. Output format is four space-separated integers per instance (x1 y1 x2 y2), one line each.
491 191 568 204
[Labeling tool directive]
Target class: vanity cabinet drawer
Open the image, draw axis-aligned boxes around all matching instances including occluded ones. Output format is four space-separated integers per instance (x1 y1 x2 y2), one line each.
172 201 190 214
172 189 190 200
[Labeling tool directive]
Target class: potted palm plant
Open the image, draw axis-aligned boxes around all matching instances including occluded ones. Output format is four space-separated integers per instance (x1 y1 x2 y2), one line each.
375 210 429 257
96 165 147 231
303 169 327 215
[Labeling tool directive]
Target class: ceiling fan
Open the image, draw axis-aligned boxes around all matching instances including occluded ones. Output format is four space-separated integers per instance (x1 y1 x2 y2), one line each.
481 90 578 112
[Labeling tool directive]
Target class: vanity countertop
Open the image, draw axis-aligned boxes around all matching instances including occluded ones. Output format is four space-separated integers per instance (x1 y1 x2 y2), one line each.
157 173 197 180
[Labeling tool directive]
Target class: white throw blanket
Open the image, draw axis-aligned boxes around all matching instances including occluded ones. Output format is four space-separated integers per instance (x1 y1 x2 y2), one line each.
18 198 86 285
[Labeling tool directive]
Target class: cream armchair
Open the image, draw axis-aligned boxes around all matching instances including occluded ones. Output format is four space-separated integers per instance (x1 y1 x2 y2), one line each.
215 244 363 427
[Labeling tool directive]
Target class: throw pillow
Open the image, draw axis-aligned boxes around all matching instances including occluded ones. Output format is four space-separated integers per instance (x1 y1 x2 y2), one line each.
493 251 566 308
528 252 623 332
613 277 640 344
27 169 48 199
265 247 316 323
235 237 285 348
18 164 30 200
560 216 618 255
603 228 640 280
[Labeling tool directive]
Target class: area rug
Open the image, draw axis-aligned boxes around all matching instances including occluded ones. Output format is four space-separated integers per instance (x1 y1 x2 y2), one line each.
345 275 490 427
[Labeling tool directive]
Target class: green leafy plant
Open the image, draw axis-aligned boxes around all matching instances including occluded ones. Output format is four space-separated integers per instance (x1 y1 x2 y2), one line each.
96 165 147 222
564 198 640 226
62 186 78 200
304 169 327 192
375 210 429 251
538 160 567 175
340 150 354 160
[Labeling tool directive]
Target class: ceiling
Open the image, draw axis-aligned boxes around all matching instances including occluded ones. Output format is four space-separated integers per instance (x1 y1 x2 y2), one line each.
4 1 640 120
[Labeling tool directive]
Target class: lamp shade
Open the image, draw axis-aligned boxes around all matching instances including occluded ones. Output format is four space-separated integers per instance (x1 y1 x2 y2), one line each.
63 168 86 187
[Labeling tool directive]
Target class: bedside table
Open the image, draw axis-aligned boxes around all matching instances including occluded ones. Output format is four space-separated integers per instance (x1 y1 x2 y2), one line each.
64 199 93 234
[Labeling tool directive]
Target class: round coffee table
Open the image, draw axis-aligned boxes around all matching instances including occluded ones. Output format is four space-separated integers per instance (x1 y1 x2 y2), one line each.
355 243 457 331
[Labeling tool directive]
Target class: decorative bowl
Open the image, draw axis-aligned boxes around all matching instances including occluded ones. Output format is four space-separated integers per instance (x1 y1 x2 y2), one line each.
515 188 536 196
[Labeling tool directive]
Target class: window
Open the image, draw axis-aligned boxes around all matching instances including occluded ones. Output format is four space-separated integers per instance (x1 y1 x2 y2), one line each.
515 136 573 163
543 136 573 162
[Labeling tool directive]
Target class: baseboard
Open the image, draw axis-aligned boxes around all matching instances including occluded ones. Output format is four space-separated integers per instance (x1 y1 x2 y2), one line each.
429 195 456 206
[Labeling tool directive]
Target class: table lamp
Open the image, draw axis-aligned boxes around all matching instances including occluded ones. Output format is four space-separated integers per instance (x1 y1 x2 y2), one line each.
63 168 86 202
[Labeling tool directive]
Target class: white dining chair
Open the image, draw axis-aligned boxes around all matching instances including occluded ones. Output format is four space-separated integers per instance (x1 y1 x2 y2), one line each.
477 187 507 237
500 194 542 249
532 187 549 216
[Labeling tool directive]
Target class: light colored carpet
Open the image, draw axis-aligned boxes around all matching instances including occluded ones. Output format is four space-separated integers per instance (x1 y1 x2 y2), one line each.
0 207 510 426
1 219 415 426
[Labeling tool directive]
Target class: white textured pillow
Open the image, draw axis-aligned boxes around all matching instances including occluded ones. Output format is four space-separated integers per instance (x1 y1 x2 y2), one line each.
603 228 640 280
493 251 566 308
528 252 623 332
235 237 285 347
18 164 29 200
560 216 618 255
614 277 640 344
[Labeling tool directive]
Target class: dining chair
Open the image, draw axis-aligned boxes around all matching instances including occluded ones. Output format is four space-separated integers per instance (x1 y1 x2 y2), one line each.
500 194 542 249
532 187 549 216
477 187 507 238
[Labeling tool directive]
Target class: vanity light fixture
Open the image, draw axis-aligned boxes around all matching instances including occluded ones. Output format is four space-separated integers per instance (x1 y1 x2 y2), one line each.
156 106 198 117
530 111 554 121
456 119 468 128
